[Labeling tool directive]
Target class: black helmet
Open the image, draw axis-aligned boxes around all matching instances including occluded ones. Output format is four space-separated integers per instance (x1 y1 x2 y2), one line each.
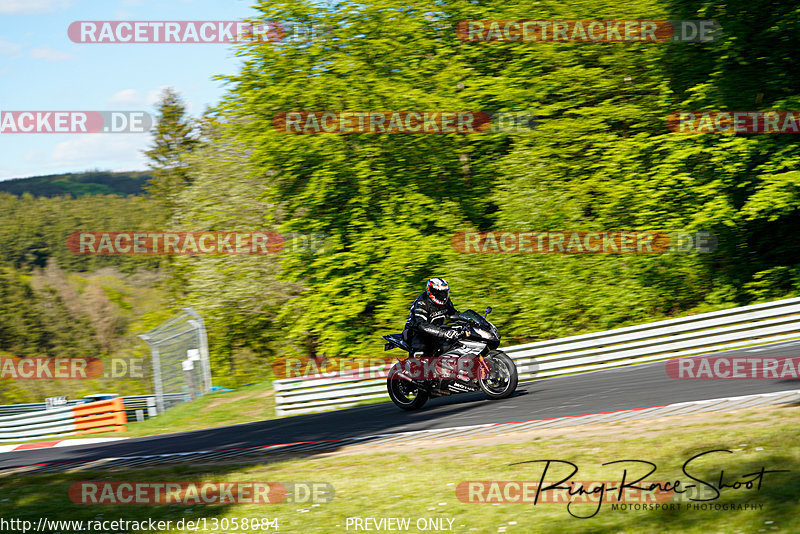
426 277 449 305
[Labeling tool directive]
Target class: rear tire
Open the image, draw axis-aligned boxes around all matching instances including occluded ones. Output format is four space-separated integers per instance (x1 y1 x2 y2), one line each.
387 364 429 410
479 350 518 400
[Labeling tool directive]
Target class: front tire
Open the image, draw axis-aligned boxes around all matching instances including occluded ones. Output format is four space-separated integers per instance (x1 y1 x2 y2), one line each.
387 364 429 410
479 350 518 400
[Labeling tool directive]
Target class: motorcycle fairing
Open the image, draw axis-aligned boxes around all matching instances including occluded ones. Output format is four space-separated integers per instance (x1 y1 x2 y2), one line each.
441 340 486 358
382 333 408 352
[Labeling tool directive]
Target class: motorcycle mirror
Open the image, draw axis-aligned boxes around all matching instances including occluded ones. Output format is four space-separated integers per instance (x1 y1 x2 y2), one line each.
484 306 492 317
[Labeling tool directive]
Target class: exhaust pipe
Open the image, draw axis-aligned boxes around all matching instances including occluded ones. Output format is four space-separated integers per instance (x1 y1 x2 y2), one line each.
393 370 452 395
395 369 427 387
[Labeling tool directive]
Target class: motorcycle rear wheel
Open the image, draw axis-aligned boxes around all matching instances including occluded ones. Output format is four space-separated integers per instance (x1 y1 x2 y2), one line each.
387 364 429 410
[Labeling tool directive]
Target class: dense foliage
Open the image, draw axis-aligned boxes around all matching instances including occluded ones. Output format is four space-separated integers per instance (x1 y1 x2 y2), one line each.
0 171 152 198
0 194 169 402
186 0 800 365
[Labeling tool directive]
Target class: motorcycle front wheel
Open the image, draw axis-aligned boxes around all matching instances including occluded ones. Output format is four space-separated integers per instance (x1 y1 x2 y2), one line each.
387 364 429 410
479 350 518 400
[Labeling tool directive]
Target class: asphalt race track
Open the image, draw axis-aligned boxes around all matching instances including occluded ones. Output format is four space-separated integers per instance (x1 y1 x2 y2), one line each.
2 340 799 471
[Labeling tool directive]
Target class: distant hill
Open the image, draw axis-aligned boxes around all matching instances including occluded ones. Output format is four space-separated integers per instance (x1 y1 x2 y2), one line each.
0 170 152 198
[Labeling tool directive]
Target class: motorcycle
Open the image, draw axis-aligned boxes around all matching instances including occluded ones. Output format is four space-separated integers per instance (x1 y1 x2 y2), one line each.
382 307 518 410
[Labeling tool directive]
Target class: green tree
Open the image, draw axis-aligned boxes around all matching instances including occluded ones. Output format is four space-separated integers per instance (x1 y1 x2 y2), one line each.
168 0 800 366
168 116 295 385
144 88 198 211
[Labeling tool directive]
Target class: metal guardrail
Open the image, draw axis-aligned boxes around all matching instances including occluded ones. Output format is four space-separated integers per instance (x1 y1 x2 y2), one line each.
0 399 128 442
274 297 800 416
0 393 186 420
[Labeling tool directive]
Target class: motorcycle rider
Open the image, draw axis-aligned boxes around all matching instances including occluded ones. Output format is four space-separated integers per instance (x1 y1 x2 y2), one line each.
402 278 462 361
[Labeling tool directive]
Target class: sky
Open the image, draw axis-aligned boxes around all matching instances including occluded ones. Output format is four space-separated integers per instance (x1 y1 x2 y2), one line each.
0 0 261 181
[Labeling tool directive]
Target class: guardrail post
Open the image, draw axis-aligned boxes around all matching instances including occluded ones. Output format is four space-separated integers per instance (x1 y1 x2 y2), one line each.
147 396 157 418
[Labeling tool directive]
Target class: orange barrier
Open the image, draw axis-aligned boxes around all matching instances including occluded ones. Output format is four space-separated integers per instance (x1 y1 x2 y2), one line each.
72 398 127 434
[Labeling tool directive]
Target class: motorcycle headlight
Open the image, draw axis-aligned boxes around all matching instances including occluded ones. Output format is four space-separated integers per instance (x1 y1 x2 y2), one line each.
473 328 490 339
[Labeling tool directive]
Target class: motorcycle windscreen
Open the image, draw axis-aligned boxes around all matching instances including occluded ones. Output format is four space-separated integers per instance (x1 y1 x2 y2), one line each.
458 310 492 329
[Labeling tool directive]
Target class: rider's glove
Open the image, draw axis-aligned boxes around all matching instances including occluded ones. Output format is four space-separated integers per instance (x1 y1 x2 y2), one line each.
444 328 460 340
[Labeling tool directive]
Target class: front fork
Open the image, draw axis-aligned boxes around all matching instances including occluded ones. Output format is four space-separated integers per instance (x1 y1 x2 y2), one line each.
477 354 491 380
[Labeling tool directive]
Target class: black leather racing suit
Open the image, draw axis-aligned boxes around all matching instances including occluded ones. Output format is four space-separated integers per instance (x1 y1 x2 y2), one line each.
402 292 460 357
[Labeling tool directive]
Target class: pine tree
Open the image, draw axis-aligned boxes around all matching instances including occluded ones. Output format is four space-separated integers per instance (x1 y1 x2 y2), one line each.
144 88 198 211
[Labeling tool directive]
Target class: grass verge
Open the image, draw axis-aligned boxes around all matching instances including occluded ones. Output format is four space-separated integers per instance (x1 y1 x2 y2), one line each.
39 383 277 442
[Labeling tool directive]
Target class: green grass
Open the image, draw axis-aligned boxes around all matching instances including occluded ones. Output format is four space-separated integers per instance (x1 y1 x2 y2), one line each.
44 383 278 441
1 404 798 533
122 384 277 438
4 381 392 445
116 383 277 438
